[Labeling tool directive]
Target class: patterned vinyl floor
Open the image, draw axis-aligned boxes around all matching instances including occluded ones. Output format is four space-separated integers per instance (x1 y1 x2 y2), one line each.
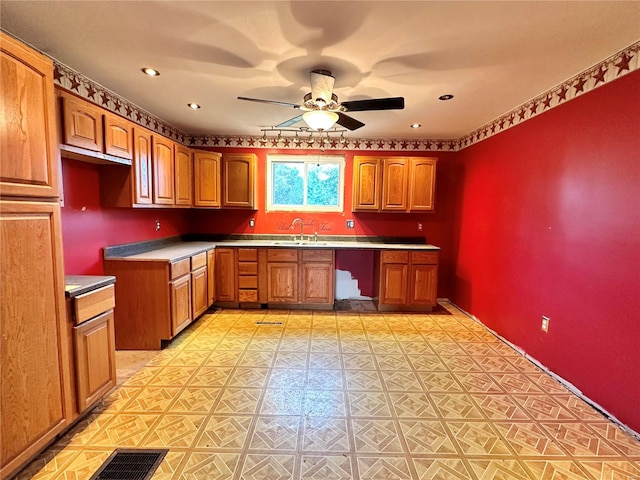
15 303 640 479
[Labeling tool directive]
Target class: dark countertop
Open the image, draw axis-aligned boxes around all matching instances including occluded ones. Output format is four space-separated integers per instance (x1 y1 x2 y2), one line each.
103 235 440 262
65 275 116 298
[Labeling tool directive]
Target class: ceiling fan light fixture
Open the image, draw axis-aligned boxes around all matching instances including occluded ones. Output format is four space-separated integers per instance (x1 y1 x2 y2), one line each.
303 110 339 131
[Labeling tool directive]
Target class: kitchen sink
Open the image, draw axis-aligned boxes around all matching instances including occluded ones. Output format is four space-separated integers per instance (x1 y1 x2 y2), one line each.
270 240 330 246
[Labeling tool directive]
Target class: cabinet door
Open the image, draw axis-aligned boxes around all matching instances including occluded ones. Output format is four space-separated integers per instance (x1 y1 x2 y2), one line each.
381 158 409 211
215 248 237 302
191 266 208 319
174 144 192 206
379 263 408 305
352 157 381 211
267 263 298 303
104 113 133 160
194 151 221 207
222 154 256 208
152 136 175 205
0 200 71 477
73 310 116 412
408 158 436 211
408 264 438 306
0 32 59 198
170 274 192 336
60 93 103 152
207 249 216 305
301 263 334 304
132 128 153 205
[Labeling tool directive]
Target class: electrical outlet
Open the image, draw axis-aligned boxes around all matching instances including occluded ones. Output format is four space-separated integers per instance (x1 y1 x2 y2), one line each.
346 219 355 228
155 220 161 231
541 315 550 332
417 222 423 231
249 218 255 228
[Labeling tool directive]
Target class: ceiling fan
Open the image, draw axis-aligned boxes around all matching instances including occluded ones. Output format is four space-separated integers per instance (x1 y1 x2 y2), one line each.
238 69 404 131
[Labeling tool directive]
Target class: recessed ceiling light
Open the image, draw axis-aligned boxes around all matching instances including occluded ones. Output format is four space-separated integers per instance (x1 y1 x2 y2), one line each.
410 123 421 129
141 67 160 77
439 94 454 101
187 103 201 110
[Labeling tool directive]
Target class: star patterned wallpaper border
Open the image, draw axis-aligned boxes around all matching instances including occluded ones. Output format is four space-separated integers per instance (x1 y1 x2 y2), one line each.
52 41 639 152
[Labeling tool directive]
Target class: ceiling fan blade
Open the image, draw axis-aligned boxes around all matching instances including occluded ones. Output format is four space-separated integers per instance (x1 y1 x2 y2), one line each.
275 115 304 128
310 69 335 103
341 97 405 112
336 112 365 131
237 96 301 108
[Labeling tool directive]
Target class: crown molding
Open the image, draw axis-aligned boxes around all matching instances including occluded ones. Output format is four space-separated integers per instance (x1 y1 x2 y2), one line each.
52 41 639 152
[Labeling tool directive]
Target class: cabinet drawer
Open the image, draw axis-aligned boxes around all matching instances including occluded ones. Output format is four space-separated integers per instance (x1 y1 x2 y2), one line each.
238 248 258 261
381 250 409 264
238 289 258 302
239 276 258 289
238 262 258 275
267 249 298 262
170 258 190 280
411 251 439 265
191 252 207 270
74 285 115 324
302 249 333 262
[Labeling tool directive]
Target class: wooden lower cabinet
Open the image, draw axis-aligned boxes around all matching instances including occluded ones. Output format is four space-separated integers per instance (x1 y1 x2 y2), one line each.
267 262 299 303
266 249 334 307
105 248 214 349
215 248 237 302
73 311 116 412
409 264 438 306
379 263 409 305
0 200 72 479
191 266 208 318
170 273 192 336
207 249 216 304
374 249 438 311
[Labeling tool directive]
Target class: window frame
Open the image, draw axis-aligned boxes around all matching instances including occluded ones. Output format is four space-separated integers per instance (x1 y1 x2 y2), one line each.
266 154 346 212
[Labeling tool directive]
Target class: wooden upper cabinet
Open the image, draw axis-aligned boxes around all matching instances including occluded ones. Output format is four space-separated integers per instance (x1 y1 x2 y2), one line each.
408 157 437 211
352 156 437 213
60 92 103 153
381 158 409 211
352 157 381 211
222 153 256 209
174 144 192 206
103 113 133 160
132 128 153 205
193 150 221 208
152 136 175 205
0 32 59 198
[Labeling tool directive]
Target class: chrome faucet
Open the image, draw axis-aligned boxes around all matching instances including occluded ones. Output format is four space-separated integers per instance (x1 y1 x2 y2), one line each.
291 218 304 242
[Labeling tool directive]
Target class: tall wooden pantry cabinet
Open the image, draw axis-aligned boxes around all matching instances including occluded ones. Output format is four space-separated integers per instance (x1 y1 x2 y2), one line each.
0 32 72 479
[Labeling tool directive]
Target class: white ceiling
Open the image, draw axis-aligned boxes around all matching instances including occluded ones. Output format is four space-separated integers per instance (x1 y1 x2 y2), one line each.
2 1 639 139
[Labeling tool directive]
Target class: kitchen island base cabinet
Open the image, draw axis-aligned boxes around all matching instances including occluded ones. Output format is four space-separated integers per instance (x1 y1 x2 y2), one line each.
373 250 439 312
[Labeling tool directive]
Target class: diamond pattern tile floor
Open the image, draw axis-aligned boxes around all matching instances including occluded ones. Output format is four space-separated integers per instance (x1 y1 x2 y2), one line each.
15 303 640 479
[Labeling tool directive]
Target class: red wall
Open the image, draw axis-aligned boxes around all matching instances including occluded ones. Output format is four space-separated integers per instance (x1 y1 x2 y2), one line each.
452 71 640 431
190 149 458 298
60 158 191 275
61 150 458 298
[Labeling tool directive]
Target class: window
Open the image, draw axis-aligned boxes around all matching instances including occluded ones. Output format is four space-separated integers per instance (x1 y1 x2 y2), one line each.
266 155 345 212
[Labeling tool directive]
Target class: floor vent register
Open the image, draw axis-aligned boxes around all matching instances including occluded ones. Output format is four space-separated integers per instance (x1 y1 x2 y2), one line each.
89 449 168 480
